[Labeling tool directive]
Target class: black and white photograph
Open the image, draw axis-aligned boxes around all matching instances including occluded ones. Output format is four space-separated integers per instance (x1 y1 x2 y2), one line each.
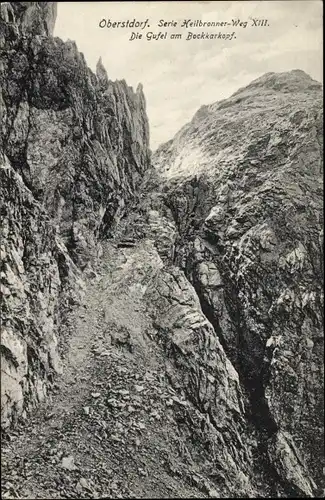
0 1 323 498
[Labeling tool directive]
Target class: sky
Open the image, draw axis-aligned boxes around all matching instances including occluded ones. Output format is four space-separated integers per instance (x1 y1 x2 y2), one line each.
54 1 323 150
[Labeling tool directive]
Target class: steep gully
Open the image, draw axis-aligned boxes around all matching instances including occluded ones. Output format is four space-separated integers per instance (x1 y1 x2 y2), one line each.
163 185 281 489
149 70 323 497
155 164 323 498
166 182 278 431
1 2 323 499
116 175 315 498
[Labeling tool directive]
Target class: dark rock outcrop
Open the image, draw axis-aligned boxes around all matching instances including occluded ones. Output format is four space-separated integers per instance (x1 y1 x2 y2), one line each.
1 2 150 427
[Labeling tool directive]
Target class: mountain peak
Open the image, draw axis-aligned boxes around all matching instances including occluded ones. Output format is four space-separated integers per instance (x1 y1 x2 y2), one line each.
96 56 109 85
233 69 322 97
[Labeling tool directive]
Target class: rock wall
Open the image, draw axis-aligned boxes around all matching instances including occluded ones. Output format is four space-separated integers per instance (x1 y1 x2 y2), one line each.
1 154 83 427
144 264 257 497
152 70 324 495
1 2 150 428
1 2 150 269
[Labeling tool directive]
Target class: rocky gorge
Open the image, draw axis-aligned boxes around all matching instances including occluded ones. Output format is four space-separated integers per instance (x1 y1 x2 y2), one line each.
0 2 323 499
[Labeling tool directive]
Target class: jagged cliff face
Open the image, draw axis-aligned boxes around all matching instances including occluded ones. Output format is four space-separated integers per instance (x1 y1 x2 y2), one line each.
1 3 150 268
151 70 324 495
1 2 150 427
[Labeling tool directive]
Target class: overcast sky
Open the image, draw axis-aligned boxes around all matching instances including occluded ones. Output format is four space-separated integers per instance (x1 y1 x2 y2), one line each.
54 1 323 150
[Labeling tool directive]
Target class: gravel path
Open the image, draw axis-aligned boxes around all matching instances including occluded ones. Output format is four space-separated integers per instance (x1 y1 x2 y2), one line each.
1 242 208 499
